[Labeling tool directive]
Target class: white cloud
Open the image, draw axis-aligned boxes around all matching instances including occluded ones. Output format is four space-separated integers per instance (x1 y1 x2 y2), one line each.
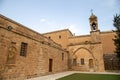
40 18 46 22
66 24 79 35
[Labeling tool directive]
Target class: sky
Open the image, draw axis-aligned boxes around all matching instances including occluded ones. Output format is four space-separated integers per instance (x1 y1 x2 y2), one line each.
0 0 120 35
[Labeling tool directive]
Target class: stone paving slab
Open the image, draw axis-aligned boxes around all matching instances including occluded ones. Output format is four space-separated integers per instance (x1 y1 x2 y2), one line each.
26 71 120 80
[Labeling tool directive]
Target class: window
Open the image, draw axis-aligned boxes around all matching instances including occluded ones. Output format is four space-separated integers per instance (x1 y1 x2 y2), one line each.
81 58 84 65
73 59 77 66
59 35 61 39
20 42 28 56
48 36 51 39
62 53 64 60
92 22 96 30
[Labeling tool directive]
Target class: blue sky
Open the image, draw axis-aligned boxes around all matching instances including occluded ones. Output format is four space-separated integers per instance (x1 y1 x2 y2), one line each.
0 0 120 35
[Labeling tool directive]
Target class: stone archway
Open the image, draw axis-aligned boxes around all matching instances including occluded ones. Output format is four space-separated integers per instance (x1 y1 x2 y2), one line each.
72 47 95 71
73 47 95 59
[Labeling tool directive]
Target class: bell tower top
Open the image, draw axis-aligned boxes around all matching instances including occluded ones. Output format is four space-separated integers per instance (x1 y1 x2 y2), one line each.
89 10 101 43
89 11 99 31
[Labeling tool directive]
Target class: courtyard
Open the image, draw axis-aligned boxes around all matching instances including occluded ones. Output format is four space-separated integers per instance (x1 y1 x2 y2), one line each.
26 71 120 80
57 73 120 80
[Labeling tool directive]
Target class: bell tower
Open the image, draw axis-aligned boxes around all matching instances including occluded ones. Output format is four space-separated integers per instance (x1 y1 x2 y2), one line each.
89 12 99 31
89 12 101 43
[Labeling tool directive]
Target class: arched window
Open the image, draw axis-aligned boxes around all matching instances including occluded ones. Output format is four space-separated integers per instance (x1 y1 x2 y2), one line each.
92 22 96 30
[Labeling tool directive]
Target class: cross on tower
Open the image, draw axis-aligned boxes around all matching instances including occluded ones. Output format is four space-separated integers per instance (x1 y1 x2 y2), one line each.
91 9 93 15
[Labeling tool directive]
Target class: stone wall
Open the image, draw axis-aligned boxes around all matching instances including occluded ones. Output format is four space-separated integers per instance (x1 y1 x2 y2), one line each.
43 29 73 49
100 31 116 54
68 42 104 72
68 35 91 46
0 14 68 80
0 13 117 80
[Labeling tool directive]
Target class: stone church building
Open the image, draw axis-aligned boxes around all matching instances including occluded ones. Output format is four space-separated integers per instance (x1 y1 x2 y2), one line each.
0 13 116 80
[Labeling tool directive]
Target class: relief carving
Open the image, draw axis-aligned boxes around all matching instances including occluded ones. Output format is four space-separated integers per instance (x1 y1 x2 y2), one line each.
7 46 17 64
8 47 16 59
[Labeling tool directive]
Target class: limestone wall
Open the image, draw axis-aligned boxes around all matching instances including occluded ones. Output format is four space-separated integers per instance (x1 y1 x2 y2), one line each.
0 14 68 80
100 31 116 54
68 43 104 72
68 35 91 46
68 31 116 55
43 29 73 49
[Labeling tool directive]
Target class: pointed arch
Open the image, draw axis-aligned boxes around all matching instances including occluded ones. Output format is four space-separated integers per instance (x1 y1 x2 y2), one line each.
73 47 95 60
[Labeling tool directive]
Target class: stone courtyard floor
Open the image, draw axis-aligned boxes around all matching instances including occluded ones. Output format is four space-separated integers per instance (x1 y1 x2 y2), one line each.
26 71 120 80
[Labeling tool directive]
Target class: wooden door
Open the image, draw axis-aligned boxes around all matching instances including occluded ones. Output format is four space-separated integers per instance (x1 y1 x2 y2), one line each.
89 59 94 68
49 59 53 72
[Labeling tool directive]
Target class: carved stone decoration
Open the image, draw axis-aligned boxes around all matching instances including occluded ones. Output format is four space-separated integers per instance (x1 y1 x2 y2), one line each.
0 64 5 72
7 26 13 31
7 46 17 64
8 47 15 58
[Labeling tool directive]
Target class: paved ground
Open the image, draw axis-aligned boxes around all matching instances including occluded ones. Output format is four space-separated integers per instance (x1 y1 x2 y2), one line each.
26 71 120 80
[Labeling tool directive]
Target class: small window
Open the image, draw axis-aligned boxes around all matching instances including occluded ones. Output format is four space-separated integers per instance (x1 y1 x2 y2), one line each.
73 59 77 66
62 53 64 60
20 42 28 56
81 58 84 65
59 35 61 39
48 36 51 39
92 22 96 30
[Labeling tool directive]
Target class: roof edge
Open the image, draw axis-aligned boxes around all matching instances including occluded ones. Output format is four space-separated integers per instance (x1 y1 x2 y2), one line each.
42 29 73 36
